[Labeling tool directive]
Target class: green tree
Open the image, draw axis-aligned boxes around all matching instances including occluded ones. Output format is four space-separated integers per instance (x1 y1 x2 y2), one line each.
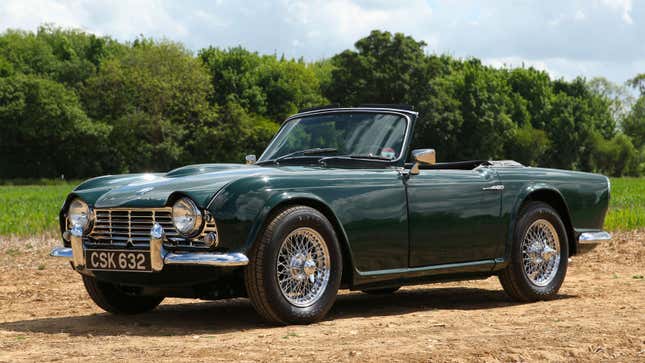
0 26 640 178
504 124 551 166
506 67 552 129
83 39 214 172
199 47 326 121
325 30 430 106
623 97 645 149
0 25 123 89
627 73 645 95
589 132 639 176
587 77 634 126
452 60 515 160
191 101 279 163
0 74 110 178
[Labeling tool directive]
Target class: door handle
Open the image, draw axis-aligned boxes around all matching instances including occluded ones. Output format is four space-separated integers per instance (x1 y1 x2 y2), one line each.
482 185 504 191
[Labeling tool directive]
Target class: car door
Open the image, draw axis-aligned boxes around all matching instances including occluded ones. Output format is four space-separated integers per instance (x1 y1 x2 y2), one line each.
405 166 505 267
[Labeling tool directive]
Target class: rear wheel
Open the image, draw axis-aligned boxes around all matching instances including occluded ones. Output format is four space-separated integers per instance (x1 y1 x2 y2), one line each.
245 206 342 324
82 275 164 314
499 202 569 301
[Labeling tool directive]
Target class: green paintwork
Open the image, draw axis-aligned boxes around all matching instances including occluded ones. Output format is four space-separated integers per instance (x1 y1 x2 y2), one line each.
61 108 610 290
406 167 504 267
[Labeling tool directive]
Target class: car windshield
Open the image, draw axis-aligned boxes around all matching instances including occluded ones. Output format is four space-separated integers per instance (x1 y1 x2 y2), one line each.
259 112 407 162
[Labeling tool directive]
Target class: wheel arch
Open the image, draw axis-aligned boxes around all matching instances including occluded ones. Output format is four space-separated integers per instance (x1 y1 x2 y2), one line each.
246 193 355 287
510 185 577 257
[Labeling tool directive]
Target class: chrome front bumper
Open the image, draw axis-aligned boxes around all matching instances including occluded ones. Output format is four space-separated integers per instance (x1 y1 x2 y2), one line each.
50 223 248 273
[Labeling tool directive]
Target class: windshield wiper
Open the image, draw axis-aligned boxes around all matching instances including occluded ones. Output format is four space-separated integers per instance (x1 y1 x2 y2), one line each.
319 154 393 164
256 148 338 165
347 154 393 161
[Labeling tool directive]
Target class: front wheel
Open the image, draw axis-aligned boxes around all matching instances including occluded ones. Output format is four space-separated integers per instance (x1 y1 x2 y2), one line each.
498 201 569 301
82 275 164 314
244 206 343 324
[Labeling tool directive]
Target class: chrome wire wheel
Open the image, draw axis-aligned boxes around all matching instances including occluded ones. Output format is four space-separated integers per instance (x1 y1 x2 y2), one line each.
521 219 561 286
276 227 331 307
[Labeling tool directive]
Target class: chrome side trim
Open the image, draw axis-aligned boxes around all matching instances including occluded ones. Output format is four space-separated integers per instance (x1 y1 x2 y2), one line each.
482 185 505 191
579 231 612 242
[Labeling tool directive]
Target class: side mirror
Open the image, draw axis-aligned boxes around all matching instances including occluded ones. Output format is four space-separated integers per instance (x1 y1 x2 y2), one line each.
410 149 436 175
245 154 257 165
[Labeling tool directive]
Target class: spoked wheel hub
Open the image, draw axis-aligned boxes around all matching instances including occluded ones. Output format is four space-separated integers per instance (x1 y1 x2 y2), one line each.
521 219 561 287
276 227 331 307
288 254 318 282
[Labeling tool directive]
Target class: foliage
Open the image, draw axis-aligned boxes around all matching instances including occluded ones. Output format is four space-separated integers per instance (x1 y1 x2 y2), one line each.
504 124 550 166
588 132 639 176
198 47 326 121
190 101 279 163
622 97 645 149
587 77 634 124
0 26 643 177
82 39 215 172
0 74 111 178
627 73 645 95
326 30 430 106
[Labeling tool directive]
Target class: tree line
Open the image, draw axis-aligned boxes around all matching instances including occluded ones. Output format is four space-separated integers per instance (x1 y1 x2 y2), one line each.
0 26 643 178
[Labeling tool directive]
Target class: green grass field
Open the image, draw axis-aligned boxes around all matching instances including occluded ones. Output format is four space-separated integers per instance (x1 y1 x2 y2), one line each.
604 178 645 231
0 178 643 237
0 182 77 236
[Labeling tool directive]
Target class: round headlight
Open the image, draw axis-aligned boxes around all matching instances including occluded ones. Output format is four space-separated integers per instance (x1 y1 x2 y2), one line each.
68 198 91 232
172 197 203 236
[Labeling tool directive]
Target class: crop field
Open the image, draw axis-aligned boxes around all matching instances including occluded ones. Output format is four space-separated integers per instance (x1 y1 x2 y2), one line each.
0 177 643 237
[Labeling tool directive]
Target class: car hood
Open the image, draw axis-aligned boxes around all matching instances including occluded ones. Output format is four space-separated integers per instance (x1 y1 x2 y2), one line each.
73 164 269 208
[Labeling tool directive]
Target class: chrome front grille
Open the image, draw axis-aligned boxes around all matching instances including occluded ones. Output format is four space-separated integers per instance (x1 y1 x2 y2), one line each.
91 208 178 243
76 208 217 248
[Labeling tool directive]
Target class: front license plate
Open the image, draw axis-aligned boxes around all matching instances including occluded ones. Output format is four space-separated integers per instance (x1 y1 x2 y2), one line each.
85 250 152 272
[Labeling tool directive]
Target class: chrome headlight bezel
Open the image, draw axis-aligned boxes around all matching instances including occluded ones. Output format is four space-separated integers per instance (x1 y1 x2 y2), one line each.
67 198 93 233
171 197 204 237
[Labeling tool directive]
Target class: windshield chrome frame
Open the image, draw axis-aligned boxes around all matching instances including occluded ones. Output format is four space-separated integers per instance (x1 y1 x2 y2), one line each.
258 108 417 166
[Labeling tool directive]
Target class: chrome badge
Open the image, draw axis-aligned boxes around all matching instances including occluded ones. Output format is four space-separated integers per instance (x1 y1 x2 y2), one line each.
136 187 154 196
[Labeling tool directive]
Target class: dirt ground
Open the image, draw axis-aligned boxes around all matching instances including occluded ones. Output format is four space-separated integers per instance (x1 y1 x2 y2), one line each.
0 231 643 362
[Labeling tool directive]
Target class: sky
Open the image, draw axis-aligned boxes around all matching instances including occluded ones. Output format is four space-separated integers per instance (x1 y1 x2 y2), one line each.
1 0 643 85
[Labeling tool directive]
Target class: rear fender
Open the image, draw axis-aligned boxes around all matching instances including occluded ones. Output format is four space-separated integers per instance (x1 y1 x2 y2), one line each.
497 183 574 269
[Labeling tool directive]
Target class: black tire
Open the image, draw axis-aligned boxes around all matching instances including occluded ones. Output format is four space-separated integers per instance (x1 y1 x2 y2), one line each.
362 287 400 295
82 275 164 314
244 206 343 325
498 201 569 302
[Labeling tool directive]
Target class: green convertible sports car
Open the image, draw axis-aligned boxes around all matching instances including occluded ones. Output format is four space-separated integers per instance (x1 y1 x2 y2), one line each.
51 105 611 324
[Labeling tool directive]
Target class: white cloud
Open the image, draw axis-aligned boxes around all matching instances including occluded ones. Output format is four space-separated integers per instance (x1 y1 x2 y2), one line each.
0 0 643 84
600 0 633 24
0 0 190 40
